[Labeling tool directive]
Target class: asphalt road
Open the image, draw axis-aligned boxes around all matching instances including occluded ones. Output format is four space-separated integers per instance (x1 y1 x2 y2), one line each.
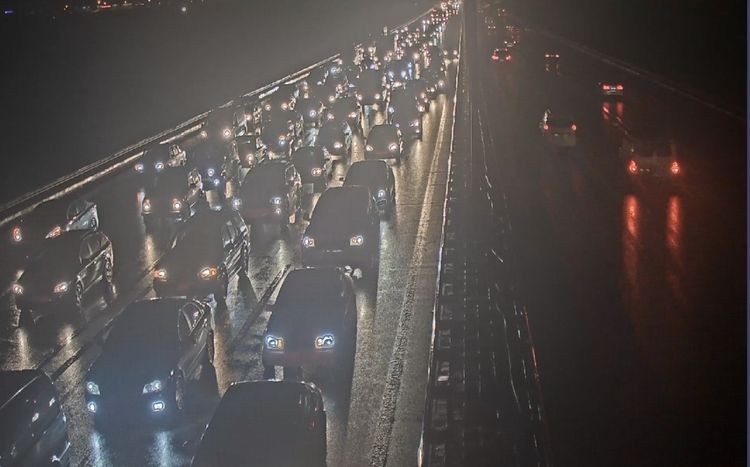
476 12 745 467
0 17 461 467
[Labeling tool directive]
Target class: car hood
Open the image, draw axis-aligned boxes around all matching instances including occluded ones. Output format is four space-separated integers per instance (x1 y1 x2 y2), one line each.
19 261 77 292
158 245 222 280
87 344 176 392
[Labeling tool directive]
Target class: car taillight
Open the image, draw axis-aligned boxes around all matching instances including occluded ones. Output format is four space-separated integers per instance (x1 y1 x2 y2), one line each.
543 124 549 131
670 161 680 175
571 124 577 132
628 160 638 174
616 84 624 91
602 84 610 90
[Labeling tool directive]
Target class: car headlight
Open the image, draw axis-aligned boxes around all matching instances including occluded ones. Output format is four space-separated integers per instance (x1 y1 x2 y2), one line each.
246 154 254 164
86 381 100 396
278 135 287 145
410 119 419 127
11 283 23 295
377 188 387 198
142 379 162 394
388 142 399 152
387 71 394 78
142 199 151 212
311 167 323 176
11 226 23 243
333 141 343 149
366 144 374 152
302 236 315 248
171 199 183 212
46 225 63 239
198 267 218 280
207 167 215 177
281 102 289 110
388 106 395 114
350 234 364 246
438 79 445 87
134 162 145 173
153 268 167 281
232 198 242 209
375 93 382 100
270 196 283 205
222 128 232 139
213 178 221 187
328 95 336 104
309 109 317 117
53 282 70 294
154 161 165 172
356 93 363 101
315 333 335 350
348 111 358 119
265 334 285 350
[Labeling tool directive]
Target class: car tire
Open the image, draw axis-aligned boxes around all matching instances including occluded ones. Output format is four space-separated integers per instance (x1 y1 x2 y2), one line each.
239 245 249 277
102 258 115 303
73 282 84 313
172 373 186 417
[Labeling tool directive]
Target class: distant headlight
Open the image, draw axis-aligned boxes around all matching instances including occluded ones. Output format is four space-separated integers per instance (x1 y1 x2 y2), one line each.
142 199 151 213
198 267 218 280
311 167 323 177
333 141 343 149
53 282 70 294
302 236 315 248
348 111 358 119
278 135 287 144
388 106 395 114
281 102 289 110
154 161 165 172
315 333 335 350
377 188 387 198
142 379 162 395
365 144 374 152
270 196 283 205
327 113 335 121
11 283 23 295
246 154 254 165
388 142 399 152
375 93 382 100
265 334 285 350
213 178 221 187
134 162 145 173
410 119 420 127
153 269 167 281
356 93 363 101
349 234 364 246
86 381 100 396
171 199 183 212
200 130 208 138
418 104 426 112
222 128 232 139
46 225 63 239
207 167 216 177
309 109 317 117
11 226 23 243
232 198 242 209
328 95 336 104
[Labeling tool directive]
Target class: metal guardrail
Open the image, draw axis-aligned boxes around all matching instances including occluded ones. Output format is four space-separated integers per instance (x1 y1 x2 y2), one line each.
0 5 440 229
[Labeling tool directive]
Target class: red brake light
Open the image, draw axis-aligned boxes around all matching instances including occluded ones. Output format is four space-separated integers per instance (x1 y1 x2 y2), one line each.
506 55 512 61
602 84 610 90
670 161 680 175
628 160 638 174
543 124 549 131
571 124 577 131
616 84 624 91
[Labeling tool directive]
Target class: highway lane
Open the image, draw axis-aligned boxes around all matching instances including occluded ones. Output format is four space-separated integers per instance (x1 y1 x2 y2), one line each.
476 11 745 467
0 15 461 466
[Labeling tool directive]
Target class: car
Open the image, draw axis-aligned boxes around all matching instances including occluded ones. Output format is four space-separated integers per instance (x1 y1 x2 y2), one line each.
422 44 444 69
599 81 624 98
13 230 114 327
544 52 560 73
202 105 247 143
141 166 205 228
344 160 396 215
0 370 71 466
422 67 449 95
262 267 357 377
295 96 324 128
134 143 187 177
301 186 380 278
234 134 267 169
620 130 680 179
261 113 302 160
388 86 419 116
403 45 423 70
191 381 326 467
291 146 332 193
324 60 349 94
491 47 512 62
385 58 413 88
355 69 386 106
189 140 241 193
301 67 328 94
235 161 303 227
8 198 99 257
84 298 214 423
365 124 404 162
325 95 362 132
153 207 249 303
316 120 352 161
540 109 577 148
391 105 423 141
406 78 432 111
262 83 298 113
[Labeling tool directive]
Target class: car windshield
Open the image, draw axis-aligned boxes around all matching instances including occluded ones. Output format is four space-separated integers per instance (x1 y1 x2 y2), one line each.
311 189 368 224
346 163 387 187
369 126 396 141
276 270 343 310
105 306 177 353
241 164 285 197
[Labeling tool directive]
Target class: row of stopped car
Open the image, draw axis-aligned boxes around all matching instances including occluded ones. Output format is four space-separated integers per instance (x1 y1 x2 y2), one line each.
0 3 460 466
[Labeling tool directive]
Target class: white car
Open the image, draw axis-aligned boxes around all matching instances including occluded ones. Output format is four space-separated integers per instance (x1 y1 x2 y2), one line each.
540 110 577 148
